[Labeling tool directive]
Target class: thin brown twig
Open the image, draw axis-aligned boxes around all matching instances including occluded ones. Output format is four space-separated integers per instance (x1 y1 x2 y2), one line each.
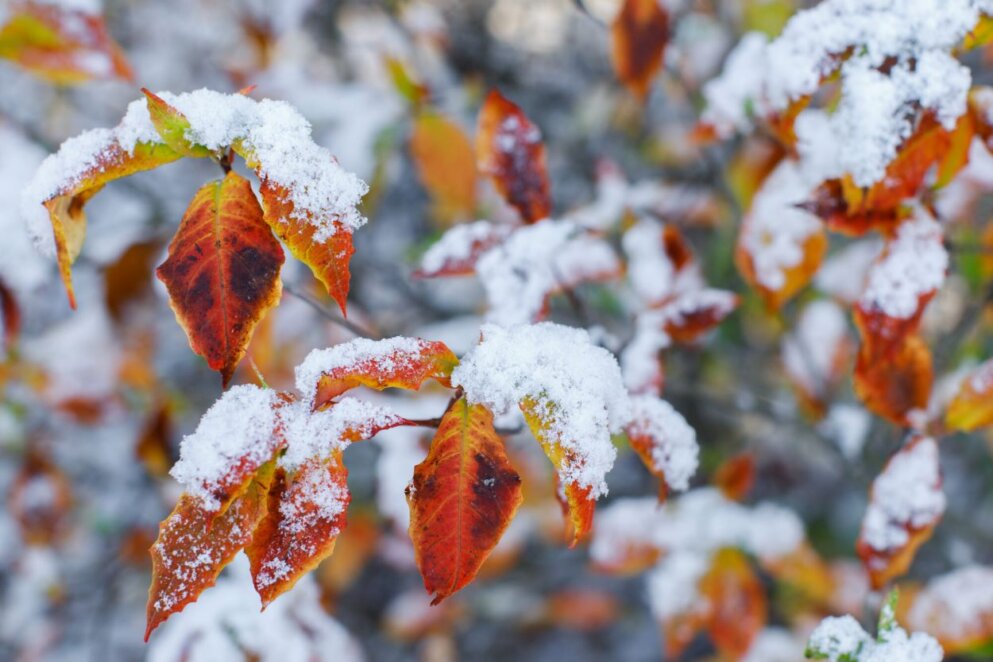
282 282 379 339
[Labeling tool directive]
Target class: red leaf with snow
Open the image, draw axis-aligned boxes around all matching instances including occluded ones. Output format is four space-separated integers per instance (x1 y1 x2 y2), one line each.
246 455 350 606
476 90 551 224
296 337 459 410
625 395 698 502
856 436 945 589
661 289 739 343
145 462 274 640
415 221 511 278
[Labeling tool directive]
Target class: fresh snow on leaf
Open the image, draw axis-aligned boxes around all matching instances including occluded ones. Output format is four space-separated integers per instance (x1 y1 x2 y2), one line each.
702 0 984 185
806 609 943 662
475 220 620 326
815 239 884 304
626 395 698 492
22 88 368 257
417 219 511 276
859 212 948 320
452 322 629 497
277 397 404 470
169 385 280 511
907 565 993 643
861 437 945 552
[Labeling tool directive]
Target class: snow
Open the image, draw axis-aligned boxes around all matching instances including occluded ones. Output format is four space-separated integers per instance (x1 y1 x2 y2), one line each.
626 395 698 492
861 437 945 551
169 385 281 511
646 551 708 621
475 220 619 326
417 220 511 276
907 565 993 640
622 219 677 305
741 160 823 292
782 299 847 395
968 358 993 394
294 336 435 406
0 125 50 298
806 609 943 662
452 323 630 498
816 239 884 304
590 489 806 571
702 0 983 185
741 628 805 662
820 404 871 460
22 89 368 258
859 212 948 320
33 0 103 14
147 555 364 662
277 397 404 470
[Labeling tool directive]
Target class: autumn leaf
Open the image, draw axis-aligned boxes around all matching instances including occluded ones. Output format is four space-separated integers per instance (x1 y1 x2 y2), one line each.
0 277 21 352
246 455 350 607
156 171 284 387
624 395 698 502
9 450 72 545
946 360 993 432
699 548 767 659
760 541 836 605
735 215 827 310
660 289 740 343
42 141 181 309
521 397 596 546
407 398 523 604
610 0 669 101
300 338 459 410
145 462 275 640
713 453 756 502
384 56 429 107
856 436 945 589
854 334 933 426
411 110 477 225
0 2 132 84
256 179 355 315
414 220 512 278
476 89 551 223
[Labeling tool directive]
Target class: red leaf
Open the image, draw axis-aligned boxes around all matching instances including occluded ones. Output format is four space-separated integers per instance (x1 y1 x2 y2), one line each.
145 463 275 640
156 172 284 387
699 548 767 659
407 398 523 604
476 90 551 223
246 456 351 607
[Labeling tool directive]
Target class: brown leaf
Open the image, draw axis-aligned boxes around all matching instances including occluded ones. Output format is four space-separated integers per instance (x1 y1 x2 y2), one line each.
407 398 523 604
610 0 669 101
156 171 284 386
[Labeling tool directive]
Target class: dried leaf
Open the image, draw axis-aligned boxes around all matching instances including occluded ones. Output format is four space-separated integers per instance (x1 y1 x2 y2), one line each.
476 89 551 223
156 171 284 387
610 0 669 101
407 398 523 604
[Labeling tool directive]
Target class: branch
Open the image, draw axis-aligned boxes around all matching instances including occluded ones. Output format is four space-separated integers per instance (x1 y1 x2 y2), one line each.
282 282 379 339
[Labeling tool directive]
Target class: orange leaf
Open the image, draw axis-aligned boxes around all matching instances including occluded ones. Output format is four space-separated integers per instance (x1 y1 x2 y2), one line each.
257 179 355 314
407 398 523 604
300 337 459 410
145 462 275 640
610 0 669 101
699 548 767 659
246 455 350 607
854 334 933 426
411 111 477 225
521 397 596 546
760 541 835 605
415 220 512 277
42 141 181 309
906 566 993 654
945 360 993 432
934 111 975 188
624 395 697 502
476 90 551 223
0 2 132 83
735 212 827 310
713 453 755 502
0 276 21 352
9 449 72 545
156 171 284 387
856 436 944 589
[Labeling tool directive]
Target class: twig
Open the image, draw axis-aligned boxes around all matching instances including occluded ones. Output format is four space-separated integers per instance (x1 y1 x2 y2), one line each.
282 282 378 339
